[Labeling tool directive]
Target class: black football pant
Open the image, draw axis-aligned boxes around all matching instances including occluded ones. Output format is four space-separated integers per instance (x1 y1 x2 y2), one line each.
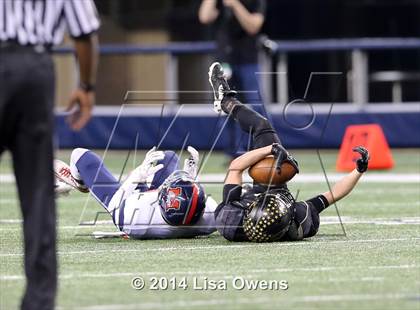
0 45 57 310
222 95 280 149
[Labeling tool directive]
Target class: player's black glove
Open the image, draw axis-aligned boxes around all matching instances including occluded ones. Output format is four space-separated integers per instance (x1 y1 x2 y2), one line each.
271 143 287 162
271 143 299 173
353 146 370 173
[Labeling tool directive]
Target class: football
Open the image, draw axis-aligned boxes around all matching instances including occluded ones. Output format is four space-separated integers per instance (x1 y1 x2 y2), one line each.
248 156 297 185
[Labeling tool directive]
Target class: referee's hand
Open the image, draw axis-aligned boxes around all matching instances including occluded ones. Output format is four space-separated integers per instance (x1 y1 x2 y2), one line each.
66 88 95 131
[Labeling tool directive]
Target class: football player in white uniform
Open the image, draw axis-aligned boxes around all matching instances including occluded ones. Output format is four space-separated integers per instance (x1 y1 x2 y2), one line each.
54 146 217 239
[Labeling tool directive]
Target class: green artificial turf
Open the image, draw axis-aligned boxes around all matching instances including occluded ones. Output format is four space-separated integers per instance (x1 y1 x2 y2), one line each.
1 149 419 310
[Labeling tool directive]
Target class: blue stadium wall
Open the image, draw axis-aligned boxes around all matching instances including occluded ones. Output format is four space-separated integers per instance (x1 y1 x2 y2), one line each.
56 108 420 149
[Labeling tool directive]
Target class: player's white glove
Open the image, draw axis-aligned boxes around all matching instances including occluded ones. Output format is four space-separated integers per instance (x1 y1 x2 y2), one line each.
134 146 165 183
121 147 164 193
110 147 165 211
183 146 199 179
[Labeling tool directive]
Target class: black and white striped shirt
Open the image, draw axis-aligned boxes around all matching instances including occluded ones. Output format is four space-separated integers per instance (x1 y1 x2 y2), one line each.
0 0 100 46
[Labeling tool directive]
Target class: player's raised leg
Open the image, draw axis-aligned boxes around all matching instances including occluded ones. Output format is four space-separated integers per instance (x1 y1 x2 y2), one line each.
209 62 280 149
54 159 88 193
69 148 120 208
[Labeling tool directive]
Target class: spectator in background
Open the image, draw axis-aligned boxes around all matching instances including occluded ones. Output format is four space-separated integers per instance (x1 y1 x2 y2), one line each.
0 0 99 309
199 0 266 107
199 0 266 157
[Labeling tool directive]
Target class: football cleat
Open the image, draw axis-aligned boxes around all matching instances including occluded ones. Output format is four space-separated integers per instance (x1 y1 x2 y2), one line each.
208 62 234 113
54 159 89 193
55 180 73 197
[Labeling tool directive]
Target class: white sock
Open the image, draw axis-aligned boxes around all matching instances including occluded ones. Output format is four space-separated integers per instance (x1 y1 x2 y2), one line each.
70 148 89 181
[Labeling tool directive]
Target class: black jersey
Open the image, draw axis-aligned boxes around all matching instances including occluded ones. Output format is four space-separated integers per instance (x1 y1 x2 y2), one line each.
215 183 329 242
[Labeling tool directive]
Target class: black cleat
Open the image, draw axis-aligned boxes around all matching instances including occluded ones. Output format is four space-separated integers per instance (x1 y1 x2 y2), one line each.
208 62 236 113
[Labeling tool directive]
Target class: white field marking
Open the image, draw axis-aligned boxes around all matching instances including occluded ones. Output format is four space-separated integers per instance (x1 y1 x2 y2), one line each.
1 238 419 258
0 198 19 204
340 202 420 207
0 219 22 224
351 188 420 194
9 199 420 206
1 188 419 201
0 273 381 282
0 174 14 183
194 173 420 183
68 293 417 310
320 216 420 225
360 277 384 282
0 197 94 202
1 173 419 184
2 216 420 228
1 265 417 282
0 219 114 226
1 216 420 234
2 193 419 206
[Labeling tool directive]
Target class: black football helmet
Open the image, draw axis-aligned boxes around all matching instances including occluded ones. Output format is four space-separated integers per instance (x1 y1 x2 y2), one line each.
158 171 206 226
243 189 295 242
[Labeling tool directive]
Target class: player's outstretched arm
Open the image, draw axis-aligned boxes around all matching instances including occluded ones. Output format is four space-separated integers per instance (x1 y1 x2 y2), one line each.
323 146 370 204
225 145 273 185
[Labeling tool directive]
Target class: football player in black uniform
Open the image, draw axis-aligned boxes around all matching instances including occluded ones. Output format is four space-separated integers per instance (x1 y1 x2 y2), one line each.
208 62 370 242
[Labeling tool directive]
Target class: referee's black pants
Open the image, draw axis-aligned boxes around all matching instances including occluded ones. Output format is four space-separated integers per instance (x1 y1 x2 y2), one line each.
0 46 57 310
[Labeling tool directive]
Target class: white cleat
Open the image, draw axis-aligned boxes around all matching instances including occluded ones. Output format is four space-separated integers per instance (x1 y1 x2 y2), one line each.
55 180 73 197
54 159 89 193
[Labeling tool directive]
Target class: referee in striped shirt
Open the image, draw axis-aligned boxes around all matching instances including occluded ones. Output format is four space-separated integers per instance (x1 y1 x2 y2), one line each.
0 1 100 309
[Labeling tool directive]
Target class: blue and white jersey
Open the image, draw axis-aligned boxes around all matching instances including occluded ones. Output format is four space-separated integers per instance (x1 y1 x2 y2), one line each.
71 148 217 239
108 189 217 239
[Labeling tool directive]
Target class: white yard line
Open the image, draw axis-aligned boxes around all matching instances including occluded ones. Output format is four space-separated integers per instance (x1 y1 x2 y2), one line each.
320 216 420 225
2 216 420 228
198 173 420 183
1 238 419 258
0 219 23 224
1 264 417 281
1 173 419 184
